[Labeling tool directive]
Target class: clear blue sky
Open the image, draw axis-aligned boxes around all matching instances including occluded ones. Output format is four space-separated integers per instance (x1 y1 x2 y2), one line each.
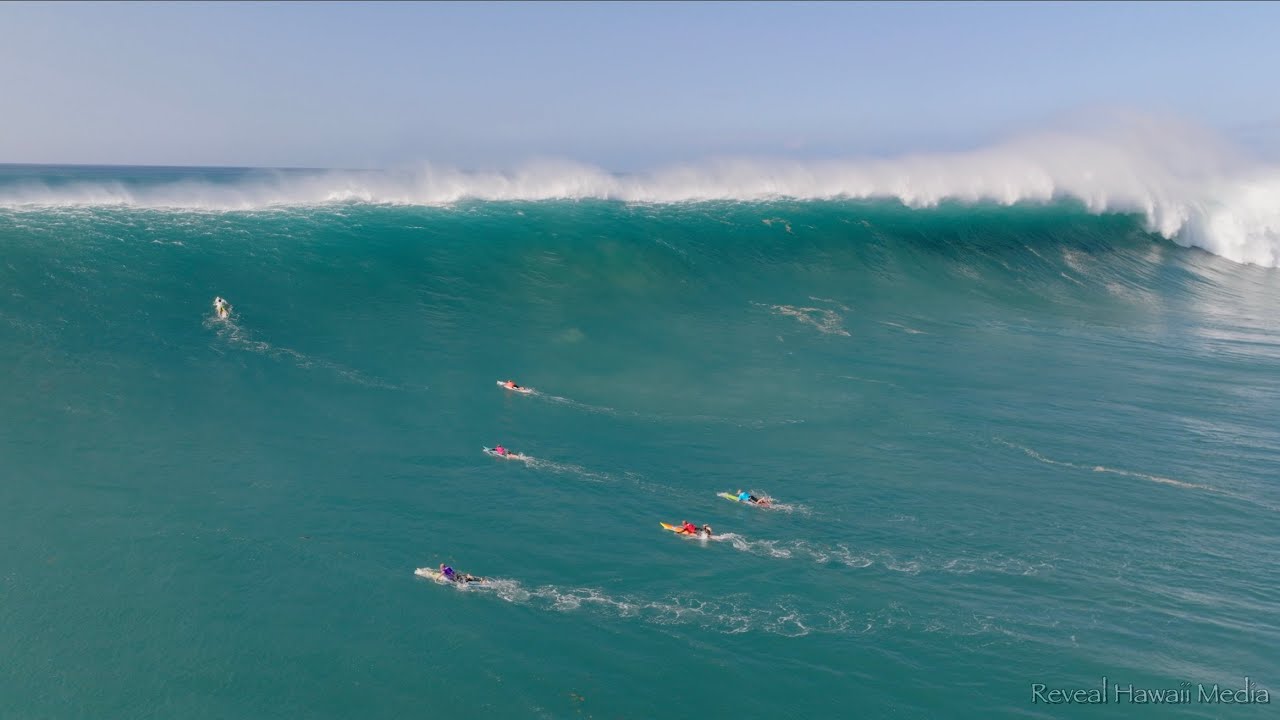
1 1 1277 169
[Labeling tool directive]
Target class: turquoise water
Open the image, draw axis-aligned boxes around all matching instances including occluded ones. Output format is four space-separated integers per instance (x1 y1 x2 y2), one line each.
1 169 1277 718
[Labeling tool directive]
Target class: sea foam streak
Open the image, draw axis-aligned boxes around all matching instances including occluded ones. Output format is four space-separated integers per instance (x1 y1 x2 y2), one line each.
523 386 802 429
755 301 851 337
2 118 1278 266
521 456 613 484
709 534 1049 575
996 438 1277 511
416 573 851 637
415 572 1007 637
206 314 400 390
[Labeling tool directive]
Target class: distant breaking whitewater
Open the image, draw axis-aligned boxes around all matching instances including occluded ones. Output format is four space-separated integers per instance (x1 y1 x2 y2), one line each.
1 118 1279 266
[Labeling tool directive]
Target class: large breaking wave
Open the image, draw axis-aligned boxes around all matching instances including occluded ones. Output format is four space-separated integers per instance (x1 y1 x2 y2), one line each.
2 118 1278 266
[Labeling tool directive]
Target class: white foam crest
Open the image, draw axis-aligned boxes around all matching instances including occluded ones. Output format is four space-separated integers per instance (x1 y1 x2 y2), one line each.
1184 173 1280 267
4 119 1278 265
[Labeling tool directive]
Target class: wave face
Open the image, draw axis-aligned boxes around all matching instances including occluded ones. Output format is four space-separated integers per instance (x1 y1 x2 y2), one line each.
2 168 1279 719
2 119 1279 265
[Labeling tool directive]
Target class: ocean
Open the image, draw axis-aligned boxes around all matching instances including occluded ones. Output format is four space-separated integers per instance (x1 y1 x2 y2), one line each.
1 162 1277 718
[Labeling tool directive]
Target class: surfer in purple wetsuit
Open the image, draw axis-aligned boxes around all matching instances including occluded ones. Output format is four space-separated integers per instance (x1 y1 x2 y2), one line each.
439 563 483 583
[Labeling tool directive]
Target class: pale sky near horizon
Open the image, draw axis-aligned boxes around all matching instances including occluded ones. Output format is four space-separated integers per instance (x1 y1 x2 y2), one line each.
1 1 1278 169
